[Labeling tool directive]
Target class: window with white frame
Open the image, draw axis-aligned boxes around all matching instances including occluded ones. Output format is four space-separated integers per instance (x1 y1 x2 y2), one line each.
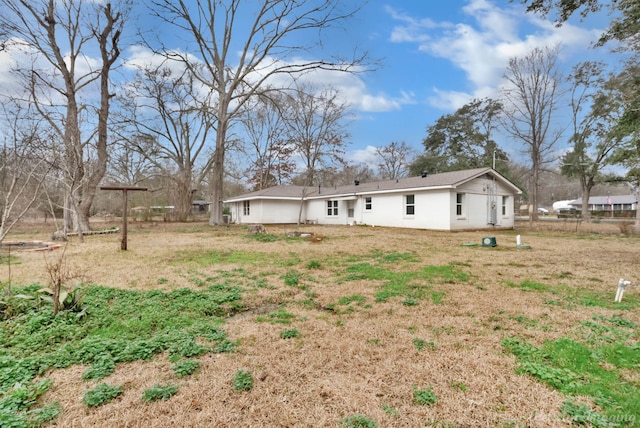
365 197 372 211
243 200 250 216
327 200 338 216
502 196 508 216
456 193 464 216
405 195 415 215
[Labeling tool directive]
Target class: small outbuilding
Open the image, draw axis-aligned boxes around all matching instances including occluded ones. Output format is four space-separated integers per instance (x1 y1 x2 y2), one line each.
224 168 522 231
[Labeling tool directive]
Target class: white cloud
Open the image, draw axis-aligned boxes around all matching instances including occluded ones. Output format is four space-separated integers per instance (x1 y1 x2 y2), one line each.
388 0 603 110
348 145 379 163
121 45 413 119
386 5 449 44
427 88 472 111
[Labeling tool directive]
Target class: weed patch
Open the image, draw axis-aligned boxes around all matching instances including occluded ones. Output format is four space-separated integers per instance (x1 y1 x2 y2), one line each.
232 370 254 391
0 379 60 426
173 359 201 377
412 338 436 351
502 328 640 423
338 294 367 306
341 257 467 304
0 284 238 423
340 414 378 428
173 249 267 266
280 328 301 339
83 383 123 407
256 307 295 325
142 384 179 402
413 386 438 406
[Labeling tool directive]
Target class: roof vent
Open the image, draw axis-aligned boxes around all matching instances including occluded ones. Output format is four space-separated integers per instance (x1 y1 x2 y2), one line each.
421 170 427 178
354 179 360 186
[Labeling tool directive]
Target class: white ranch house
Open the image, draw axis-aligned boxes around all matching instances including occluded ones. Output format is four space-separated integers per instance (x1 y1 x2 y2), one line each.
224 168 522 231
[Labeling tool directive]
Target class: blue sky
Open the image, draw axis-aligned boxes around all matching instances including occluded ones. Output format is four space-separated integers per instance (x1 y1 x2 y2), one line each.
0 0 617 172
317 0 615 165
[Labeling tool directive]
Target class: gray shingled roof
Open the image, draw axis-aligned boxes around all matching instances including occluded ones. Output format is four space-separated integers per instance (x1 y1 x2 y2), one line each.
569 195 637 206
224 168 521 203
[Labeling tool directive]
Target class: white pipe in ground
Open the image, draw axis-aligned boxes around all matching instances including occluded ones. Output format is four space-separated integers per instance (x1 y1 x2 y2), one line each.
615 278 633 302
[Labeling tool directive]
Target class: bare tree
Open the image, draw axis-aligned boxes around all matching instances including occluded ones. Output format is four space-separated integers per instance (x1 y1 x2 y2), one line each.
238 93 296 190
286 87 350 185
376 141 415 179
107 134 159 187
0 0 127 234
561 61 626 222
120 64 216 221
501 45 564 222
306 162 377 187
282 86 350 223
148 0 367 224
0 104 50 241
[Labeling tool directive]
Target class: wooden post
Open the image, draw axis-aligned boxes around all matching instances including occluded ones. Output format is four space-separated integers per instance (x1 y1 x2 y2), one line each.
100 186 147 250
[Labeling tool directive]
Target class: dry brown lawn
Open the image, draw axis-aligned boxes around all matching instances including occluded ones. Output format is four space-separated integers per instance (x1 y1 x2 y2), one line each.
2 219 639 427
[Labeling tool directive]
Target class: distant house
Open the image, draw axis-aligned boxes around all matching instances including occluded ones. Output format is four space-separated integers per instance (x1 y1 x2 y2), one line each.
224 168 522 231
191 200 210 213
569 195 637 213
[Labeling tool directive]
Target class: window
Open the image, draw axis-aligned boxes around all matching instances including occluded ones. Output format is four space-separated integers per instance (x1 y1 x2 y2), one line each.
502 196 508 216
456 193 464 216
243 200 250 216
327 200 338 216
365 197 372 211
405 195 415 215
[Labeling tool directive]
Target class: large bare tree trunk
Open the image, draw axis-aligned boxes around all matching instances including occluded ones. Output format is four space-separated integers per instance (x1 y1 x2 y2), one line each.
209 117 228 225
0 0 125 235
149 0 366 227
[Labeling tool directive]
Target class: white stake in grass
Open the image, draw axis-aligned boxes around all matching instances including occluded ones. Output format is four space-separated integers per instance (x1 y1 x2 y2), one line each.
614 279 634 303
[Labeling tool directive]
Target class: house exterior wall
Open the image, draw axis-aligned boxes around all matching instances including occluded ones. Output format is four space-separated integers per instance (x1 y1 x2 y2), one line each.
227 173 517 230
305 198 355 225
229 200 304 224
453 178 515 230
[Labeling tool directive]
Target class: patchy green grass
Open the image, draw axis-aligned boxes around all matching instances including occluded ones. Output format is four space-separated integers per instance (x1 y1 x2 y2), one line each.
232 370 254 392
338 254 468 305
2 238 639 426
142 384 179 402
340 413 378 428
502 313 640 426
338 294 367 306
173 249 269 266
256 307 296 325
504 280 640 311
0 283 239 423
83 383 123 407
413 386 438 406
280 328 301 339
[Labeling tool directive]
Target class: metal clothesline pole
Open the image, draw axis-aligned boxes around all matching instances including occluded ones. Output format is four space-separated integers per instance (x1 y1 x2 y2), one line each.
100 186 147 250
